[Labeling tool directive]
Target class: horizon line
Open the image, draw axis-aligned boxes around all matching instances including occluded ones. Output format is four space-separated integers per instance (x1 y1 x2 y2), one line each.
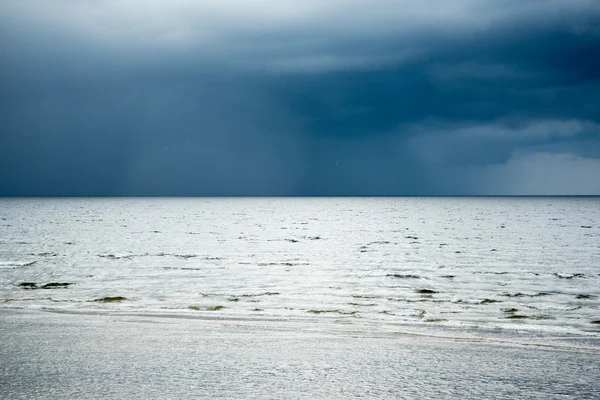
1 195 599 199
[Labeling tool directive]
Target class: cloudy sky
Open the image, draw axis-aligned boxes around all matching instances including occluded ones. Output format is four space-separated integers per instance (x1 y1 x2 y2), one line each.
1 0 599 195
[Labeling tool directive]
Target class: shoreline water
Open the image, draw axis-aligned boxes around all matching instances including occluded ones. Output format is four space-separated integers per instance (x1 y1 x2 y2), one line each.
2 308 600 355
2 309 600 399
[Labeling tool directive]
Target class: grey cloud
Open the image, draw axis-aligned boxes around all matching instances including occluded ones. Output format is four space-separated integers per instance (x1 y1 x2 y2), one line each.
407 119 600 167
2 0 598 74
428 62 528 82
1 0 599 195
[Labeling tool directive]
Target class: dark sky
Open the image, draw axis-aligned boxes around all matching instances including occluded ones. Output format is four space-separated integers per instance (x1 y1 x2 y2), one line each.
1 1 599 195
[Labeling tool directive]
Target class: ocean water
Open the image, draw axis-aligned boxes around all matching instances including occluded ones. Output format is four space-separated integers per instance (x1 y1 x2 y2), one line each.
1 197 599 350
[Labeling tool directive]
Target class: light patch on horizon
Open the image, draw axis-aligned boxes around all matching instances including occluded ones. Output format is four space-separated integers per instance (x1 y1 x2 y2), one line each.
465 153 600 195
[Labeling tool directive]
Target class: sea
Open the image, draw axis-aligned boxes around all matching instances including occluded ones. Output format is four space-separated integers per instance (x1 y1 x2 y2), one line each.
1 197 599 350
2 197 600 398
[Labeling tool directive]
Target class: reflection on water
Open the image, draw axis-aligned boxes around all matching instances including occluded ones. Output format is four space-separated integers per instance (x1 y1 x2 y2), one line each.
0 197 599 348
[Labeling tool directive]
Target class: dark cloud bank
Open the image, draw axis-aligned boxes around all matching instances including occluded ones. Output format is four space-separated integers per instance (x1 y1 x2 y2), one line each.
1 1 599 195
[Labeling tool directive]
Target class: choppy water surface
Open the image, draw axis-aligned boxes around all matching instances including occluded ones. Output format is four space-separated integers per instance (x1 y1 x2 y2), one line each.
1 197 599 349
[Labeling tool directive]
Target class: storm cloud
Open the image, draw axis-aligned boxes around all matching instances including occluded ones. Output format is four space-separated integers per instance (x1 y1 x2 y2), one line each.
1 0 599 195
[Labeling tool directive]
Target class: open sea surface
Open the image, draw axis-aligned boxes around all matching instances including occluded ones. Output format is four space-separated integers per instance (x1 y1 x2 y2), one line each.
1 197 599 350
